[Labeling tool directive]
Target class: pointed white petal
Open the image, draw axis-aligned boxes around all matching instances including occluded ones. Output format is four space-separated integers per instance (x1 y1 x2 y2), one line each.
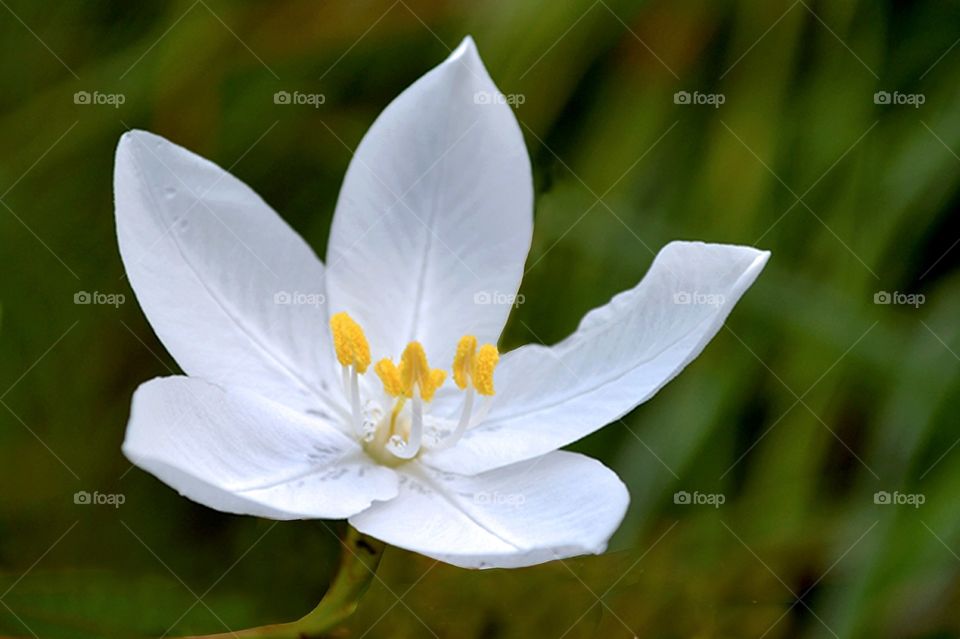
115 130 339 415
424 242 770 474
123 376 398 519
326 36 533 366
349 452 628 568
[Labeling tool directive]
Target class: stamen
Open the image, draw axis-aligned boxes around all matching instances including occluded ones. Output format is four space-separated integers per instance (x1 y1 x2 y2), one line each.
400 342 445 401
330 312 370 373
388 397 406 433
438 337 500 449
451 336 498 395
375 342 445 401
374 359 404 397
434 387 473 450
389 389 423 460
348 367 362 435
452 335 477 389
473 344 499 396
374 341 445 459
428 369 447 400
330 312 371 436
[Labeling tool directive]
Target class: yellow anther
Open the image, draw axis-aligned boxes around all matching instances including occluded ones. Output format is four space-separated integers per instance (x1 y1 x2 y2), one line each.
374 359 404 397
450 335 499 396
427 369 447 402
452 335 477 389
330 312 370 373
375 341 446 401
473 344 499 396
400 342 429 394
401 342 446 402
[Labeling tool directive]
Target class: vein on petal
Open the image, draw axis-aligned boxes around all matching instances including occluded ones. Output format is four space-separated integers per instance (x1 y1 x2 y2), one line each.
408 464 526 552
125 139 343 416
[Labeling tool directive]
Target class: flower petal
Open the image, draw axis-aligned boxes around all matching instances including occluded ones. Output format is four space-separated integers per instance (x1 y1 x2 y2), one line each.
349 452 628 568
325 36 533 367
423 241 770 474
123 376 398 520
115 130 339 415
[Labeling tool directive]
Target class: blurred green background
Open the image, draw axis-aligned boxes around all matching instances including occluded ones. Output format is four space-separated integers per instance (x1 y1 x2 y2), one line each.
1 0 959 637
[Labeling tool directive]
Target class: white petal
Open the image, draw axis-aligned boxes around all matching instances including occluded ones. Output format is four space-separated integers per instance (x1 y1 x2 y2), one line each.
424 241 770 474
123 376 398 520
115 130 340 415
325 36 533 366
349 452 628 568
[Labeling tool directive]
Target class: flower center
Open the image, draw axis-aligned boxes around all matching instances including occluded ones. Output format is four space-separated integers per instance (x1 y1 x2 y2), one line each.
329 312 499 464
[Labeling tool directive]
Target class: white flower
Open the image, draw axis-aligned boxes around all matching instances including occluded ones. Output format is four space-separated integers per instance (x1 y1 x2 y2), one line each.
115 37 769 569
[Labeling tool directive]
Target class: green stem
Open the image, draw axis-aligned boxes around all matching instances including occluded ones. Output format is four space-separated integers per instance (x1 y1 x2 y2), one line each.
179 527 384 639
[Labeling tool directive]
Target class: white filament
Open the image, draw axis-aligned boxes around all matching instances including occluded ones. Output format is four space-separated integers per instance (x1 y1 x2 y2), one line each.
388 389 423 459
434 388 474 450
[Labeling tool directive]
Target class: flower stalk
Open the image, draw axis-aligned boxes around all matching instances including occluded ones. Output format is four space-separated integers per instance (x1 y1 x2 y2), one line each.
181 527 384 639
